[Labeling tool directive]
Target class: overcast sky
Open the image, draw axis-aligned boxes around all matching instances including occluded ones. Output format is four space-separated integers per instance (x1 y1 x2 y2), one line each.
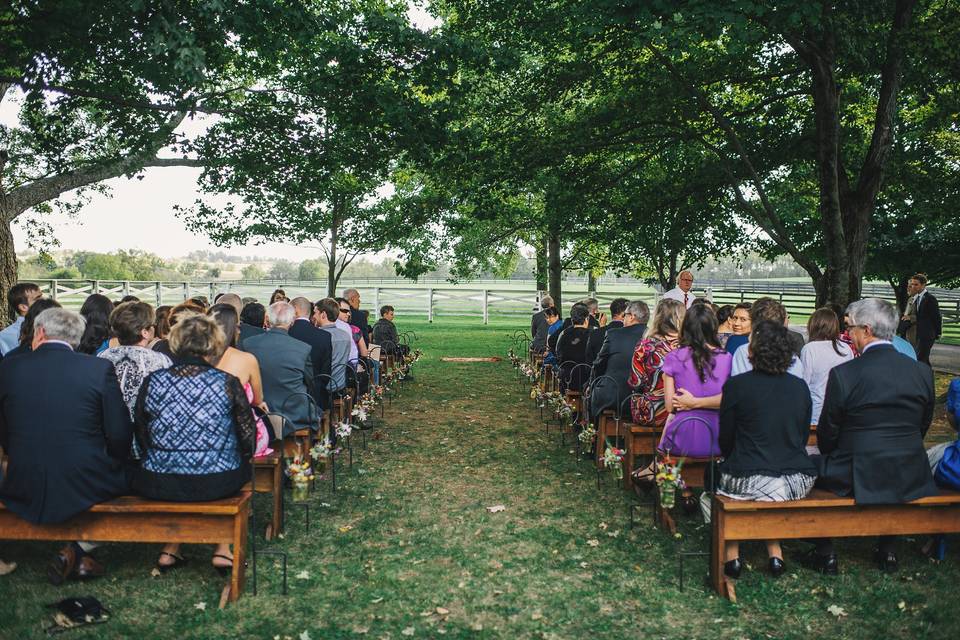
7 3 441 262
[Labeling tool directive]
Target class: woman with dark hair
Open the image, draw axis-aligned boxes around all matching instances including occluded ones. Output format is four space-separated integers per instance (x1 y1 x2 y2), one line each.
3 298 62 358
717 320 817 579
152 306 172 344
800 308 854 426
658 303 732 458
555 303 592 392
77 294 114 355
716 305 735 348
724 302 752 354
826 302 856 355
151 300 205 361
269 289 288 304
208 304 271 457
239 302 267 346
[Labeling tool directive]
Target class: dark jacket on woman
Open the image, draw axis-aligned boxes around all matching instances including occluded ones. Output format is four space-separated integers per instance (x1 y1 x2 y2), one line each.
133 361 255 502
556 326 591 391
0 343 132 523
719 371 817 478
815 343 937 504
588 322 645 418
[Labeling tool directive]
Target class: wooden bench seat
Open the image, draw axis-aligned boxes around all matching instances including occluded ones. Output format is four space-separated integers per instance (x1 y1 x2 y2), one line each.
0 489 251 605
711 489 960 601
252 450 283 540
624 424 661 492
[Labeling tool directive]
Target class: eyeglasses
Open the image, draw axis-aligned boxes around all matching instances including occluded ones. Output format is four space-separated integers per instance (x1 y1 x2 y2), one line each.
339 308 351 313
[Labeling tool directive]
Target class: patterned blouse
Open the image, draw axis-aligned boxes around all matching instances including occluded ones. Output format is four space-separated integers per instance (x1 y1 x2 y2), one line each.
627 335 678 427
99 346 172 459
133 362 256 501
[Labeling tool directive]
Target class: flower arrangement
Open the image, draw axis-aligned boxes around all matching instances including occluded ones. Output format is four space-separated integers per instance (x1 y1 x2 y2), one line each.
287 455 314 502
602 445 625 479
654 455 685 509
335 421 353 439
518 362 537 382
577 422 597 444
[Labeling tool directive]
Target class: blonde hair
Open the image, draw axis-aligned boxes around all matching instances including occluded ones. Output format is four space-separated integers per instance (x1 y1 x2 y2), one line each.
646 298 686 339
168 313 226 362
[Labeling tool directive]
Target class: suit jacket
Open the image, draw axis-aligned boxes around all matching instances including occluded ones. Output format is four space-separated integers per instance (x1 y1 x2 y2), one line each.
916 291 942 342
0 343 133 523
288 318 333 409
350 308 372 343
238 322 265 350
816 343 937 504
586 320 623 364
589 323 646 417
243 329 317 435
531 311 549 352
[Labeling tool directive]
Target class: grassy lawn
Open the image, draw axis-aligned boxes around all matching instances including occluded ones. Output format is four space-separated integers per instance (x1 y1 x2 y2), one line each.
0 317 958 639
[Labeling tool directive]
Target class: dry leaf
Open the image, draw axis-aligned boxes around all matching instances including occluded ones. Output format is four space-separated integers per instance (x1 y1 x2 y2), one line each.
296 570 310 579
897 601 906 611
598 522 608 530
300 632 312 640
370 597 385 604
486 505 506 513
401 627 415 636
194 602 207 611
436 607 450 616
150 567 162 578
339 525 353 533
352 626 369 634
470 623 483 631
420 610 433 617
827 605 847 618
586 539 600 547
579 562 589 568
531 611 543 620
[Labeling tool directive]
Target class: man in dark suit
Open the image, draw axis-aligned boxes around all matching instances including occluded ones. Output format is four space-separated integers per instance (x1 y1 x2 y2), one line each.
904 273 941 365
586 298 628 364
289 297 333 409
530 295 554 353
244 302 317 439
588 300 649 418
807 298 937 574
343 288 372 344
0 308 132 583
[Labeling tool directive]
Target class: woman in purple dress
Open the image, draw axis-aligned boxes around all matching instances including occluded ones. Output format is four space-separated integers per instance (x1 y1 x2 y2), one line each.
659 303 732 458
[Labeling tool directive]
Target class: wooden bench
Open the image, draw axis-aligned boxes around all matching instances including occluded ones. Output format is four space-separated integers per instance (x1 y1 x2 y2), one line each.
624 423 662 493
0 489 251 605
594 410 629 466
252 450 283 540
711 489 960 602
657 457 714 533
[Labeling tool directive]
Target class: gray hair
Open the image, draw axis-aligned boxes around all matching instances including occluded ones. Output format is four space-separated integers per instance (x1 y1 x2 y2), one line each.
342 288 360 301
626 300 650 325
846 297 898 341
583 297 599 311
290 297 312 318
540 295 554 310
34 308 86 349
267 301 296 328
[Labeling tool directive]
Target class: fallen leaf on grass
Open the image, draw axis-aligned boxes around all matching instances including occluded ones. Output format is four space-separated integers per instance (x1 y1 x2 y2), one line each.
420 610 433 617
295 570 310 579
827 605 847 618
352 626 369 634
300 631 312 640
898 601 906 611
470 623 483 631
339 525 354 533
150 568 162 577
598 522 608 530
370 597 384 604
531 611 543 620
586 539 600 547
194 602 207 611
579 562 589 568
436 607 450 616
401 627 415 636
486 505 506 513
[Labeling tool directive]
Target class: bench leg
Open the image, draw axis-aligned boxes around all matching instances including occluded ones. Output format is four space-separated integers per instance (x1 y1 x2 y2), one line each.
624 437 635 494
230 504 250 603
710 500 735 601
272 462 283 538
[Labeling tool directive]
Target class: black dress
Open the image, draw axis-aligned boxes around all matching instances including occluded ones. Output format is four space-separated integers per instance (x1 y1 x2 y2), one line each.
556 326 592 391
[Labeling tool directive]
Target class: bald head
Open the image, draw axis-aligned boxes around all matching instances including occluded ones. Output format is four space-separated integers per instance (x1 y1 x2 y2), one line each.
291 297 313 318
217 293 242 316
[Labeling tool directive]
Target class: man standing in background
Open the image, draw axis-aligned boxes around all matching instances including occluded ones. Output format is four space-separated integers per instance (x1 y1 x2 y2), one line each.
662 271 695 309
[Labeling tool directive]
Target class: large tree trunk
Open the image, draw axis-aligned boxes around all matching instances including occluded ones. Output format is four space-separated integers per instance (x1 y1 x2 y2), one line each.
890 275 910 313
535 233 547 291
547 229 562 310
587 271 596 294
0 218 16 325
326 209 341 298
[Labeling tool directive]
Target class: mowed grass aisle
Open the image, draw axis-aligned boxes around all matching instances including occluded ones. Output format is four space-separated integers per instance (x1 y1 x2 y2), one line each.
1 318 958 639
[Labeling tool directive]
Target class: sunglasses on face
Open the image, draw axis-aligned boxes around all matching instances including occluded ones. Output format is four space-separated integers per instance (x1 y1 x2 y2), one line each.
339 308 351 313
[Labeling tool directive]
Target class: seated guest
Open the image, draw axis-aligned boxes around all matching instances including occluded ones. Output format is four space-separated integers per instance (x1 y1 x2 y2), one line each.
541 307 563 367
558 298 601 333
928 378 960 490
0 308 132 583
0 282 41 355
530 295 554 353
587 297 629 364
372 305 409 356
718 321 818 579
716 305 734 348
314 298 351 394
98 302 173 456
132 314 255 574
151 300 205 360
243 302 317 439
808 298 937 574
216 293 243 317
589 300 649 418
209 304 272 457
289 297 333 408
151 305 172 348
628 299 684 427
343 288 372 343
188 296 209 310
724 302 752 355
730 298 804 377
3 298 61 358
334 297 360 363
556 303 592 392
239 301 267 347
336 297 375 388
800 308 854 430
269 288 289 304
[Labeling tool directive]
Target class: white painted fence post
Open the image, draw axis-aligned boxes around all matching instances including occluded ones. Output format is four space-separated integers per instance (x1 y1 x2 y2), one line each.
93 280 100 295
209 282 216 303
122 281 130 297
183 282 190 301
374 287 381 313
50 280 58 301
155 282 162 306
427 288 434 323
483 289 489 324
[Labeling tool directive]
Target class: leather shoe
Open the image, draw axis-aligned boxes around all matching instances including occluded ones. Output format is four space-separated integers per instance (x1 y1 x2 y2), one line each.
75 555 105 580
768 556 785 578
799 549 838 575
723 558 742 579
875 549 898 573
47 544 79 586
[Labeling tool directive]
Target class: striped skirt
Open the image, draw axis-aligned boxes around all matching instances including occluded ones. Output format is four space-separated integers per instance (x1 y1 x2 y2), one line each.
717 472 815 502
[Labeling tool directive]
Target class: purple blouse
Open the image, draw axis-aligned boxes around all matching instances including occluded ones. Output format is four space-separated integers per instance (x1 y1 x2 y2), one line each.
658 346 732 457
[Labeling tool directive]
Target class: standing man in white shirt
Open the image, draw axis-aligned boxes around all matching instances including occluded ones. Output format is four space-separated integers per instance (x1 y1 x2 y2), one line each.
662 271 695 309
0 283 42 355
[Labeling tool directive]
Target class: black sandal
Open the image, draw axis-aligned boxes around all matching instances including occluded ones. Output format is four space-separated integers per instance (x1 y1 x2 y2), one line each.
212 554 234 577
155 551 187 574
